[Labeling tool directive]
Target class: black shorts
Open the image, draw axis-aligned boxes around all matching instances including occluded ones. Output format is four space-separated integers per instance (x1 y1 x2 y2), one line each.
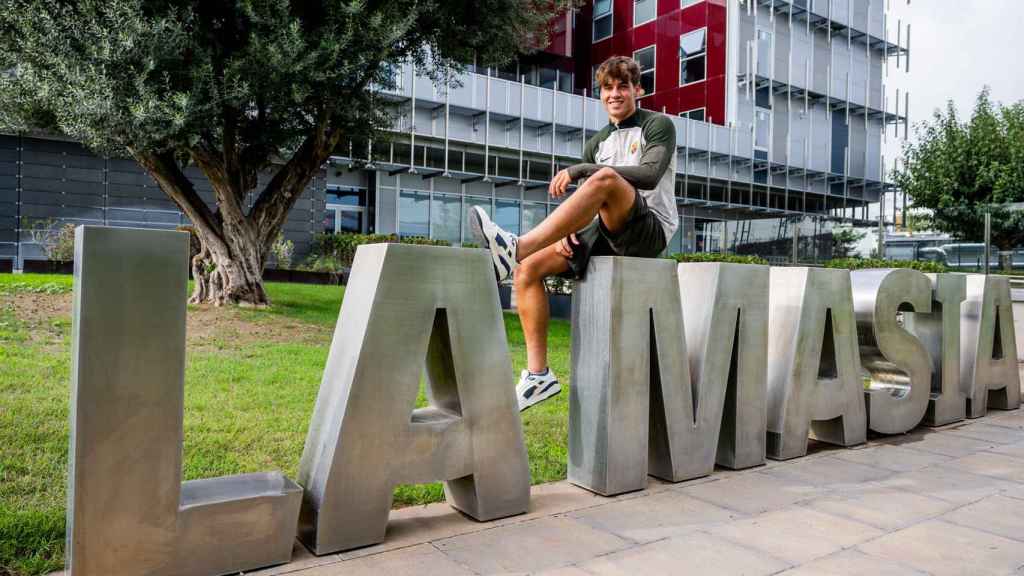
562 188 668 281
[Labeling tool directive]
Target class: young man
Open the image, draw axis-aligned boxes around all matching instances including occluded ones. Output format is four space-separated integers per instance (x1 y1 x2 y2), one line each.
470 55 678 411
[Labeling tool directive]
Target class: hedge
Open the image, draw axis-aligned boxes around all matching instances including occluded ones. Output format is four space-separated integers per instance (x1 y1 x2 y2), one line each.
304 233 450 271
668 252 770 266
820 258 949 274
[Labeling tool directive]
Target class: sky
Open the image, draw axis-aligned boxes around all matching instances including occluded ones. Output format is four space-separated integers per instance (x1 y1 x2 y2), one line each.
874 0 1024 219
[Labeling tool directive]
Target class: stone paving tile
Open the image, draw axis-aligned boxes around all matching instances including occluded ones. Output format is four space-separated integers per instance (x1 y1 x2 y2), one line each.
776 549 929 576
830 443 954 473
707 506 884 565
290 544 475 576
569 487 742 543
945 421 1024 444
984 440 1024 460
578 532 790 576
941 494 1024 542
858 519 1024 576
431 516 630 574
337 480 608 560
678 470 824 515
802 486 956 531
247 542 339 575
943 451 1024 483
758 455 894 490
878 463 1018 505
882 428 1001 457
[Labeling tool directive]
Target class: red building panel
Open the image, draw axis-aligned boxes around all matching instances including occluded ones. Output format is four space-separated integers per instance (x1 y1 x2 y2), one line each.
571 0 728 124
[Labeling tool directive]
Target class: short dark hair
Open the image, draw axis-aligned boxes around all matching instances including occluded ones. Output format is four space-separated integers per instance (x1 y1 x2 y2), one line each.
595 56 642 90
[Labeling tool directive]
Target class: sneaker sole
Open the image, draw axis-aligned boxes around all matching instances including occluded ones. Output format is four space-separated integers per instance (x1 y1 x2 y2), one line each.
519 382 561 412
469 207 502 282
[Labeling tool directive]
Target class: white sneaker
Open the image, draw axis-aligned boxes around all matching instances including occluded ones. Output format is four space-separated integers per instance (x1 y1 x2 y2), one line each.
516 368 561 412
469 206 518 282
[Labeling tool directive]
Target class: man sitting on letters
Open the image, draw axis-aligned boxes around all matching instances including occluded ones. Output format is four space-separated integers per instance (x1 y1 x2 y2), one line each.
470 55 679 411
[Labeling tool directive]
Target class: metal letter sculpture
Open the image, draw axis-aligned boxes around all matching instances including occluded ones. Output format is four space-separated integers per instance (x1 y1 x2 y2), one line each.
678 262 769 473
766 267 867 460
297 243 530 554
569 257 691 495
67 226 302 576
852 269 933 434
961 274 1021 418
904 274 968 426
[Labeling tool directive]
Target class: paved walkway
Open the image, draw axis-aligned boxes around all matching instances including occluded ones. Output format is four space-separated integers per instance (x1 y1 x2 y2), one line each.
242 404 1024 576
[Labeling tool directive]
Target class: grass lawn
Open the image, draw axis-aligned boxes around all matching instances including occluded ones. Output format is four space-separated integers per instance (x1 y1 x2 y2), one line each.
0 273 572 576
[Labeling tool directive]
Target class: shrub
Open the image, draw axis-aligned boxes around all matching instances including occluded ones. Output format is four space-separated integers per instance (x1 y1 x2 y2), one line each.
271 234 295 270
669 252 770 266
306 233 451 271
23 218 76 261
822 258 949 274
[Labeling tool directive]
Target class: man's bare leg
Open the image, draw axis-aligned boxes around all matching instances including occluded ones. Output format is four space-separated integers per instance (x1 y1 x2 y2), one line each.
514 244 571 373
517 167 637 261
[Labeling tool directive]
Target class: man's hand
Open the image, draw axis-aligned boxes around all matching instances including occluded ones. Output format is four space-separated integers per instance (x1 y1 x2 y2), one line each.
555 233 579 259
549 168 573 198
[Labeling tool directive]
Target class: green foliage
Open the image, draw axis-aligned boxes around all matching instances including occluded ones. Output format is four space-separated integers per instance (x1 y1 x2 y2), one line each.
831 227 867 259
822 258 949 273
306 232 450 270
895 88 1024 250
270 233 294 270
668 252 770 265
20 219 75 262
0 274 73 295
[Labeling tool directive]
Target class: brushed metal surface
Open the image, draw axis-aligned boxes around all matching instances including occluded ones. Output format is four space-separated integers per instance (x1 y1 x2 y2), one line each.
766 267 867 460
67 226 302 576
961 274 1021 418
569 257 691 495
904 273 968 426
678 262 769 472
852 269 933 434
297 243 529 555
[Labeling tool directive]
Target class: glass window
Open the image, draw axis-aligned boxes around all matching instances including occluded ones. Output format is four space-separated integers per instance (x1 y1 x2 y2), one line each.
522 202 547 233
682 0 703 7
399 190 429 237
634 0 656 26
323 210 337 234
495 199 521 235
338 210 361 234
326 186 366 207
558 70 574 93
431 193 461 244
634 45 656 97
591 64 600 97
755 108 771 150
593 0 613 42
679 28 707 86
679 108 705 122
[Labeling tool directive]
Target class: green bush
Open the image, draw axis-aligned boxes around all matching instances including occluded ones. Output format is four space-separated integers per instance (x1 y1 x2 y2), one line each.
305 233 450 271
822 258 949 274
668 252 770 266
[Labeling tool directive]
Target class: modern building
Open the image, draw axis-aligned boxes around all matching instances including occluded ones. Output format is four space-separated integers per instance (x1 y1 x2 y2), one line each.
1 0 910 269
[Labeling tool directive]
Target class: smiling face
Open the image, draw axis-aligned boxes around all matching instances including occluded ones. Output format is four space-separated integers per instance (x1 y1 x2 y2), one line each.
600 78 644 124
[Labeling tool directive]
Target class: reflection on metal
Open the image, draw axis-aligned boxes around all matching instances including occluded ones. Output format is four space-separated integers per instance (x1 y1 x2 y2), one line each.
298 244 529 554
679 262 769 472
905 274 967 426
852 269 933 434
961 274 1021 418
67 226 302 576
766 267 867 460
569 257 690 495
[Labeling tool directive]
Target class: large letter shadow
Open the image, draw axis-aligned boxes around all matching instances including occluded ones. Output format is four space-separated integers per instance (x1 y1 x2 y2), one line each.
67 226 301 576
298 243 529 554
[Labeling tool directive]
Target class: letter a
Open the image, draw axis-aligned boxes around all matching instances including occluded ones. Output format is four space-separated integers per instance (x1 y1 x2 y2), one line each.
298 243 530 554
962 274 1021 418
767 267 866 460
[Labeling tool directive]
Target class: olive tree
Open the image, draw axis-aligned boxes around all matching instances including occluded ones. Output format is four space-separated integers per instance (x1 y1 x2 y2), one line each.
0 0 571 305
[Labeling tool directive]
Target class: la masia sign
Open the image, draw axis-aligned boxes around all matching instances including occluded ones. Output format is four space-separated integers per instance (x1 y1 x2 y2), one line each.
65 227 1021 576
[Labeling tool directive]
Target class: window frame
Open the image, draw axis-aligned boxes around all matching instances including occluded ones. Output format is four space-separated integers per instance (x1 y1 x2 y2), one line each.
633 44 657 99
754 107 772 152
678 107 706 122
679 27 708 87
633 0 657 27
592 0 614 43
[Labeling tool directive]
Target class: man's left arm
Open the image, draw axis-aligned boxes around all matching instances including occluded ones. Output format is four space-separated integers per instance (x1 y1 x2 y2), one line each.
565 114 676 190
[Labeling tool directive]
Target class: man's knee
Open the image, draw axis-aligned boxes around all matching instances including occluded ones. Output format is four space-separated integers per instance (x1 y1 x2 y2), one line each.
590 167 619 188
514 258 545 287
